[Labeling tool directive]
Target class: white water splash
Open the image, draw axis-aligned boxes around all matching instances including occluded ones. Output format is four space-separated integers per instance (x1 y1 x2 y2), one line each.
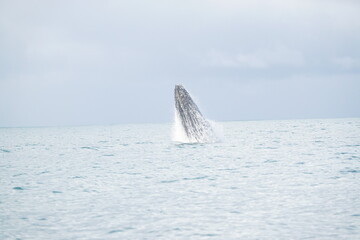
172 110 223 143
172 111 189 143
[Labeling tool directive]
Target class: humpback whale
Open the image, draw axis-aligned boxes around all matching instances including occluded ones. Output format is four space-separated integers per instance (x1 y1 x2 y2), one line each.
174 85 214 142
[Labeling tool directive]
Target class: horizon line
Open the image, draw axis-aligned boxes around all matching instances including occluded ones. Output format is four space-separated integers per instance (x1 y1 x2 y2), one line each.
0 116 359 129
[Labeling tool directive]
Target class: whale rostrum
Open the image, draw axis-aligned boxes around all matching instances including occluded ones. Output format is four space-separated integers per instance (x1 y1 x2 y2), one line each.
174 85 214 142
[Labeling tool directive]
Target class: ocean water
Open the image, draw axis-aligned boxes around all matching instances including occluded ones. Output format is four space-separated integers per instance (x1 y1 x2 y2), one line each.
1 118 359 239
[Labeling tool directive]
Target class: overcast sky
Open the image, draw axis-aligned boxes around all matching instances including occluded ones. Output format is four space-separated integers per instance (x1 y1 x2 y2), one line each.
0 0 359 127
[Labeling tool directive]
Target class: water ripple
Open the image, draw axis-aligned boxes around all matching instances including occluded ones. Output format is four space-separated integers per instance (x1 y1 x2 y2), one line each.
0 119 359 239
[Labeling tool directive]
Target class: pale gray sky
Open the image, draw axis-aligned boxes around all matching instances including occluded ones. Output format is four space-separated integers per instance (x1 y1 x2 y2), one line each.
1 0 359 127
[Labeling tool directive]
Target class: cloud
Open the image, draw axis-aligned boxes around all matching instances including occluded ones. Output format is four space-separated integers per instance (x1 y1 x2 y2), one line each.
0 0 359 126
332 56 360 70
205 47 305 69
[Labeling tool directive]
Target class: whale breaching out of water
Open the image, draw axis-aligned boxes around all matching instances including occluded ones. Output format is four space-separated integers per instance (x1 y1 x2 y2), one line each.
174 85 215 143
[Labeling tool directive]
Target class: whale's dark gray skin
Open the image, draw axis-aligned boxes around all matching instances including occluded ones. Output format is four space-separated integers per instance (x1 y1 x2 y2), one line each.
174 85 214 142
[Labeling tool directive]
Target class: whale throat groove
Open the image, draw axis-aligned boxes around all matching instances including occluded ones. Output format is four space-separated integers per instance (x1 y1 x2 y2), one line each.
174 85 215 143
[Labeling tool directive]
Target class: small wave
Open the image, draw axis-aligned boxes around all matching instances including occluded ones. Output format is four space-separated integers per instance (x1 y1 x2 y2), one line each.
25 143 40 147
183 176 208 181
193 233 219 237
160 179 179 183
175 142 205 148
218 168 237 171
80 146 99 151
264 159 278 163
122 172 141 175
71 176 85 179
135 141 153 145
13 173 26 177
335 152 349 155
340 169 359 174
255 146 278 149
102 154 115 157
108 227 133 234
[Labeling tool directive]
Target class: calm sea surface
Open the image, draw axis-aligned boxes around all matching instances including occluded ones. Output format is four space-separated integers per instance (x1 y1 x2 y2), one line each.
1 119 359 239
